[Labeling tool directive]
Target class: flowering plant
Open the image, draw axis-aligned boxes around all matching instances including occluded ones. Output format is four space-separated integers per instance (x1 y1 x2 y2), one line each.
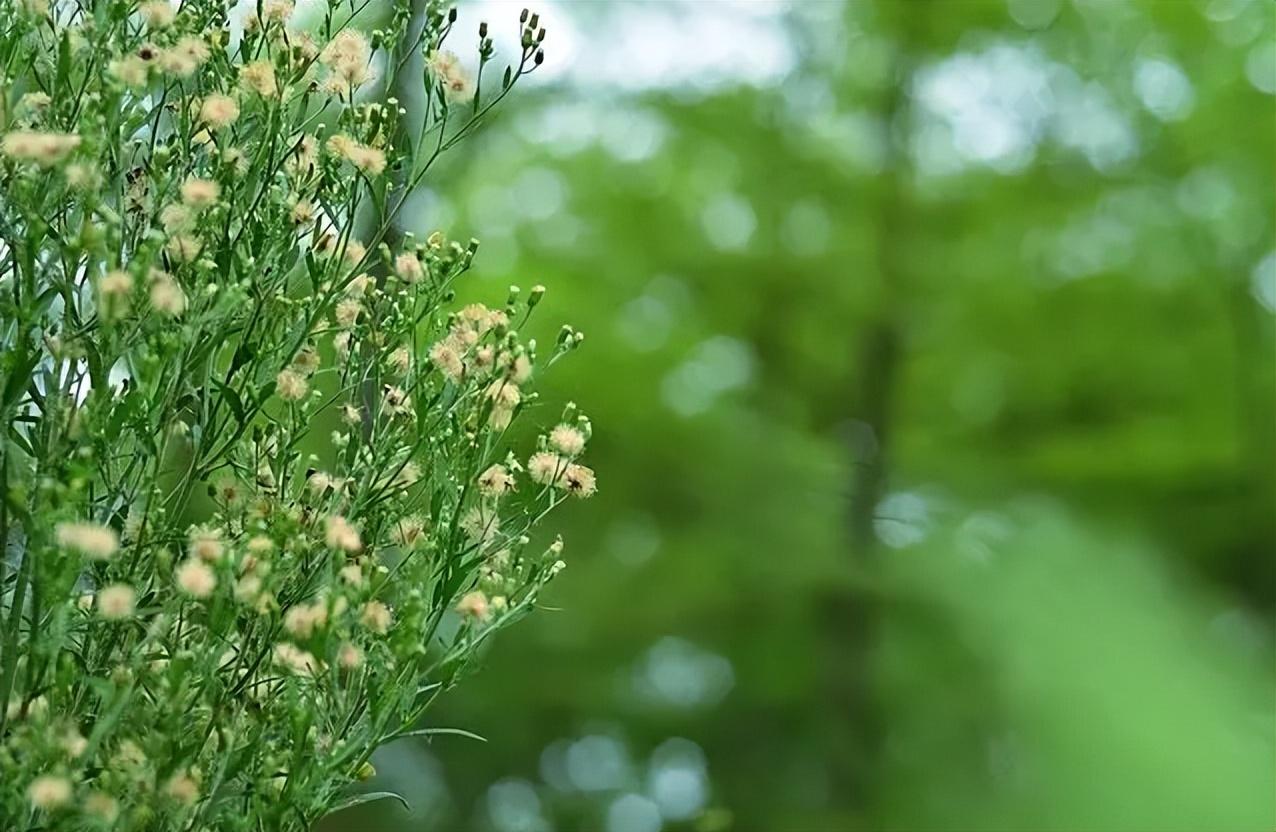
0 0 593 828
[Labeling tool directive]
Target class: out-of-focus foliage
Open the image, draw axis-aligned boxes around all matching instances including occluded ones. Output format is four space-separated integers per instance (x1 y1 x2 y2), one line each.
878 507 1273 832
321 0 1275 830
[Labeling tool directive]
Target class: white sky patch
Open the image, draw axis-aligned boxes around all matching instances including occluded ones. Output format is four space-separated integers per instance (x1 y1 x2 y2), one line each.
782 199 833 257
1054 79 1138 172
1006 0 1062 30
1175 166 1236 221
661 336 755 417
647 738 709 821
486 778 549 832
1201 0 1254 23
1245 40 1276 95
913 42 1140 176
913 44 1054 175
1052 205 1135 280
699 192 756 252
1133 57 1195 121
456 0 794 93
630 636 735 709
564 735 633 792
614 276 691 354
1252 250 1276 313
875 491 933 549
607 794 662 832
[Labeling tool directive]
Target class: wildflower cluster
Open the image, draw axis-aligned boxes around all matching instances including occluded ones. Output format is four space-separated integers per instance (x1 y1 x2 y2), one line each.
0 1 584 829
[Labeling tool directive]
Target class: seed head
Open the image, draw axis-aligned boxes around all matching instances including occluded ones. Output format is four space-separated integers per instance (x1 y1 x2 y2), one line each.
27 775 72 810
456 590 491 621
175 559 216 598
549 424 586 456
97 584 137 619
199 94 240 129
325 515 362 553
56 521 119 559
360 600 392 634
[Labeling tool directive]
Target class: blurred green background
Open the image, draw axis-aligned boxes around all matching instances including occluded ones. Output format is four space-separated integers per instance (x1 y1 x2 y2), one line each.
321 0 1276 829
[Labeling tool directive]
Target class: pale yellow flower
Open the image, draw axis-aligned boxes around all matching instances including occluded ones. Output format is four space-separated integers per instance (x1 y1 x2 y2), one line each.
394 252 424 283
1 130 80 167
528 452 566 486
175 559 216 598
97 584 137 620
99 271 133 297
324 515 362 552
319 29 373 88
429 341 464 382
139 1 175 28
276 368 308 401
272 643 321 676
84 792 119 822
427 50 473 102
27 775 72 810
549 424 587 456
477 464 515 497
180 177 220 208
240 61 277 97
164 771 200 805
55 521 119 559
158 36 209 77
337 642 363 669
199 94 239 129
564 464 597 498
109 56 149 88
455 590 491 621
148 270 187 316
187 526 224 562
166 234 203 263
360 600 392 634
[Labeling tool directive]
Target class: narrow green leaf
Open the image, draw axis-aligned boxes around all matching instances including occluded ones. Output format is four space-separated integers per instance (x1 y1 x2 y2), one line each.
395 726 487 743
326 791 411 815
214 380 245 425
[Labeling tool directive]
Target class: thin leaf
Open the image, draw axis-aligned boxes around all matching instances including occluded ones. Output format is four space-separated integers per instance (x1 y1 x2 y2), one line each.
326 791 411 816
395 726 487 743
214 379 246 425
